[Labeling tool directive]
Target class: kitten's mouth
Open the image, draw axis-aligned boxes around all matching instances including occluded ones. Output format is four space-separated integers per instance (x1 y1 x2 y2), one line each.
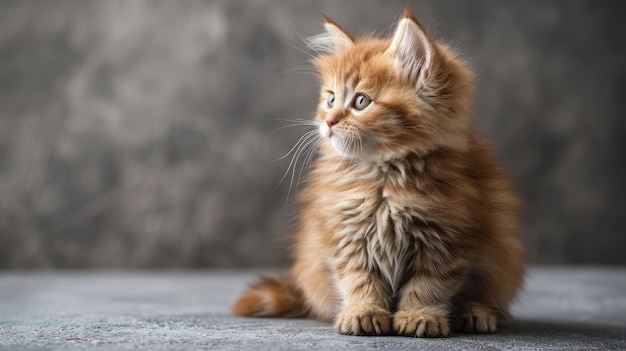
320 124 357 157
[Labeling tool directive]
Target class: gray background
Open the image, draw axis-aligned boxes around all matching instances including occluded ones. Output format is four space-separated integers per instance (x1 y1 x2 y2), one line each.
0 0 624 268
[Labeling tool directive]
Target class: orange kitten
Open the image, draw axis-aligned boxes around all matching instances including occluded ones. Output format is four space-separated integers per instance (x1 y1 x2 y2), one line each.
233 6 525 337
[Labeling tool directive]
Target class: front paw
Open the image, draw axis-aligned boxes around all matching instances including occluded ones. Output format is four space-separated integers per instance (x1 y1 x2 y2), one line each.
393 307 449 337
456 304 498 333
335 304 392 336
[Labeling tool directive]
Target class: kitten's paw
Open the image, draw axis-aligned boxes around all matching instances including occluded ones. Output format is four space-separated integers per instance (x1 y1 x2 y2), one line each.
335 305 392 336
393 307 449 337
456 304 498 333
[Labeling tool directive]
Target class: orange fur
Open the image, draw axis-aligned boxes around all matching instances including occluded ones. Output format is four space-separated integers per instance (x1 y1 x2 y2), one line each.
233 6 525 338
232 275 306 318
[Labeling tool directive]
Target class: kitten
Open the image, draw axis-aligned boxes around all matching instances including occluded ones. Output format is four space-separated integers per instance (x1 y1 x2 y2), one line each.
233 6 525 338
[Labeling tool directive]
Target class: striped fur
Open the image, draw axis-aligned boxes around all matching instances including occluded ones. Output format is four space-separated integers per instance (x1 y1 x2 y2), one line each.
233 6 525 338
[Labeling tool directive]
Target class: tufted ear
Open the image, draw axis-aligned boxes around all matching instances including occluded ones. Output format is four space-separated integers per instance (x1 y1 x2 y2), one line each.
306 15 354 53
387 8 433 82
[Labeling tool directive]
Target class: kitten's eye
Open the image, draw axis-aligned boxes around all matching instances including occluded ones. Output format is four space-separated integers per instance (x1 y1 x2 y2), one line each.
326 93 335 108
354 94 372 110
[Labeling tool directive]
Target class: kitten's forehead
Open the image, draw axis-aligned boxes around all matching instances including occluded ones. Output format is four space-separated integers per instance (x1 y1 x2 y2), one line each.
316 40 393 95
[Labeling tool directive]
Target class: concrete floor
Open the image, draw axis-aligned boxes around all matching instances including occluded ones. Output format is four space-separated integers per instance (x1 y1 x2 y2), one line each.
0 268 625 350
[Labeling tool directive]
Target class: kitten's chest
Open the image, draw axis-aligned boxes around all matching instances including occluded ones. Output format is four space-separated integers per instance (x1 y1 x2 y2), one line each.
329 175 423 292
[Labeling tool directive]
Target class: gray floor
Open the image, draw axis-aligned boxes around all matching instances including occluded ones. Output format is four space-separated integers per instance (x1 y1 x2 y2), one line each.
0 268 625 351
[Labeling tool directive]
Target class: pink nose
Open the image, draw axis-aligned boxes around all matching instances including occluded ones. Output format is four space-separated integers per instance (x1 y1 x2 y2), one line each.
326 120 338 128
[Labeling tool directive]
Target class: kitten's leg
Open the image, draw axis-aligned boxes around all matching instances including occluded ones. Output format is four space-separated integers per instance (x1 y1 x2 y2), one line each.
453 300 500 334
452 228 525 333
452 270 510 334
393 268 466 338
333 267 393 336
453 248 525 333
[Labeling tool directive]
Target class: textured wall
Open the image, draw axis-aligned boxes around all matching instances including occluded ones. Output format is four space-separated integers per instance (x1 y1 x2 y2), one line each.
0 0 624 268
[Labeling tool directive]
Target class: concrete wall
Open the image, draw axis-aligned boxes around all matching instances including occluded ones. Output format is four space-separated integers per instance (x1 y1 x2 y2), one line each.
0 0 624 268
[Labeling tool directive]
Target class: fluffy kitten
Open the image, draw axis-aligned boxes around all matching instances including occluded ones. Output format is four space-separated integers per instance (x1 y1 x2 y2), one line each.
233 6 525 337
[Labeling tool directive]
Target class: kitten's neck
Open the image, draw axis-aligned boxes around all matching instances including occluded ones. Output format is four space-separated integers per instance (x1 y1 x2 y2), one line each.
320 139 468 184
342 146 462 185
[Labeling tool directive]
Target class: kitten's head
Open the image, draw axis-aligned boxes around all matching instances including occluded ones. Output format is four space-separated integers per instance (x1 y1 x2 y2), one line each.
309 7 474 162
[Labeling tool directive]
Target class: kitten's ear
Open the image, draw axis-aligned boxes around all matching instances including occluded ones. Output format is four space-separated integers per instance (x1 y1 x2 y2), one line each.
387 8 433 82
306 15 354 53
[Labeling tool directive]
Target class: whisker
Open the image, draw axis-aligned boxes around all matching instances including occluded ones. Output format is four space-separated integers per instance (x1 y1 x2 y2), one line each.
273 118 318 126
285 15 321 57
269 131 319 201
296 137 323 192
330 140 348 175
287 41 315 59
287 136 321 204
265 67 319 81
348 133 359 169
268 123 315 136
306 138 323 167
357 130 365 153
267 130 318 164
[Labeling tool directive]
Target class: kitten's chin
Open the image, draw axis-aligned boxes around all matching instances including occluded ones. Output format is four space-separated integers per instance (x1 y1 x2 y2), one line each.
320 125 354 158
329 136 357 158
320 124 371 159
320 133 353 159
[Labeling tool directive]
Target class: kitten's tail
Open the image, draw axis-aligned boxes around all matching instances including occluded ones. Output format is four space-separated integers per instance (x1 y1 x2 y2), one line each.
232 275 307 318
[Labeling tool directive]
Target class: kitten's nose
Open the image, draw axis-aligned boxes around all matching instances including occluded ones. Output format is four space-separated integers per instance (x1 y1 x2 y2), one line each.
326 119 338 128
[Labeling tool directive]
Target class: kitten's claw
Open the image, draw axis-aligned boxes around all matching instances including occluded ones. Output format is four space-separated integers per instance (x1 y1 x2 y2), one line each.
335 305 392 336
457 304 498 333
393 308 449 337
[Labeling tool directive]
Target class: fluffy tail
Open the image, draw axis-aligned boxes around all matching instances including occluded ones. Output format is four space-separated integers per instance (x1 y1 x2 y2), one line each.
232 275 307 318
